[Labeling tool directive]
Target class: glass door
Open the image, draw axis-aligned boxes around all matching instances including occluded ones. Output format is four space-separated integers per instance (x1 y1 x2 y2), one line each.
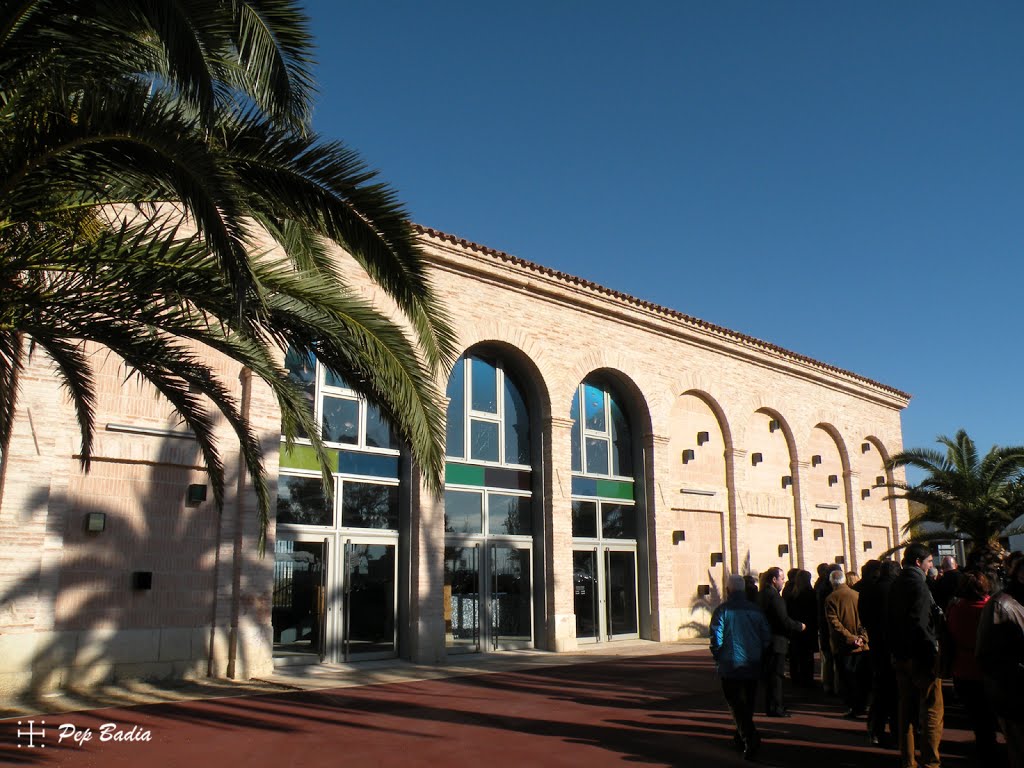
274 535 397 663
444 541 532 652
572 545 639 642
341 539 397 660
272 538 329 660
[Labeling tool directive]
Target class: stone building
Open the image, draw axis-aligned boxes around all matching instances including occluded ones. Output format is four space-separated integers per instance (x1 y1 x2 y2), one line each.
0 225 910 693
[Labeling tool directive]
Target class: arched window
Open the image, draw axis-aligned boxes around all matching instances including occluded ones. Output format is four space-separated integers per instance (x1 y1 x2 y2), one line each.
446 354 531 467
570 378 632 478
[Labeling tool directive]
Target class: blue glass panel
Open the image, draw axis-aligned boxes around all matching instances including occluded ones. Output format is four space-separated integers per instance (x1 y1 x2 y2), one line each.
503 371 530 465
444 490 483 534
445 357 465 459
583 382 606 431
322 396 359 444
610 394 633 476
365 402 398 449
602 503 637 540
571 500 598 538
488 494 532 535
470 357 498 413
470 419 500 462
586 437 609 475
571 476 599 497
342 481 398 529
276 474 332 526
324 368 350 389
338 450 399 478
570 389 582 472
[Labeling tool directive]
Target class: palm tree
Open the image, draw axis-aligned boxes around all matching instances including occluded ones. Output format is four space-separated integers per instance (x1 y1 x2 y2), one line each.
880 429 1024 556
0 1 455 547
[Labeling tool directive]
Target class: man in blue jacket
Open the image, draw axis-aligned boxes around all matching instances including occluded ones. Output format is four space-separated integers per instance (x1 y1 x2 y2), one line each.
711 574 772 760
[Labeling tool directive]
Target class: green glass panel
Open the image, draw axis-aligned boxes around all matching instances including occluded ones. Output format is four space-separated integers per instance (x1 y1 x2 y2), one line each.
280 444 338 472
595 479 634 501
445 463 486 487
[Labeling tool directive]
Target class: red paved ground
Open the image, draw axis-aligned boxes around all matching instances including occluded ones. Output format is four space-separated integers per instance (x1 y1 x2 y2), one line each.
0 650 991 768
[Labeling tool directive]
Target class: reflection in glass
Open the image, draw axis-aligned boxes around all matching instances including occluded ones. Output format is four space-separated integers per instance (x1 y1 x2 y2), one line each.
470 356 498 413
584 382 606 430
276 475 332 526
322 395 359 444
570 390 582 472
324 367 350 389
272 540 326 655
610 394 633 476
571 500 598 538
445 545 480 649
489 494 531 535
444 490 483 534
364 402 397 449
342 482 398 529
492 545 531 644
602 503 636 540
573 550 598 639
445 357 465 459
284 347 316 438
503 371 530 465
585 437 609 475
470 419 500 462
607 550 639 636
345 543 396 656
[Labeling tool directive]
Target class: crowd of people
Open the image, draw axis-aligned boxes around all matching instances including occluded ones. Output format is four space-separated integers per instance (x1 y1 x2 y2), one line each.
709 544 1024 766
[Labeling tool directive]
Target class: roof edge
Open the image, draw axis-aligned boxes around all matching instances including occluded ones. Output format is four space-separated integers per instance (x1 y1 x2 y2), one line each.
412 223 912 403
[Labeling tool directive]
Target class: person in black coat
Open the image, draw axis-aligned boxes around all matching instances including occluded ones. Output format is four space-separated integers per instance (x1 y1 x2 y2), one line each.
785 569 818 687
758 566 806 717
888 544 944 768
860 559 899 746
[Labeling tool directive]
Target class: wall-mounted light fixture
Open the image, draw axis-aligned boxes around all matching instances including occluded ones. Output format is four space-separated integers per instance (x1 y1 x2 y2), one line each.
751 453 763 466
835 555 845 565
781 475 793 489
864 540 873 551
778 543 790 556
710 552 724 566
862 442 871 453
697 584 711 597
811 455 822 467
813 528 825 540
828 474 839 487
861 489 871 499
697 431 710 446
186 484 208 506
84 512 107 533
672 530 686 545
681 449 695 464
769 419 781 433
875 475 885 487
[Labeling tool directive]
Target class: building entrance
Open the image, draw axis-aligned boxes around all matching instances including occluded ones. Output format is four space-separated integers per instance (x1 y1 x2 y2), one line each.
272 535 397 663
573 545 639 642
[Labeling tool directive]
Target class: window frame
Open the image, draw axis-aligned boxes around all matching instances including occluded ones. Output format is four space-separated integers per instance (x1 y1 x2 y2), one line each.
446 354 532 470
571 381 634 482
276 468 401 533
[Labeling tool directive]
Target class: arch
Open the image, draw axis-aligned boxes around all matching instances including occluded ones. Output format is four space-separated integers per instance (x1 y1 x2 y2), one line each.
681 389 735 454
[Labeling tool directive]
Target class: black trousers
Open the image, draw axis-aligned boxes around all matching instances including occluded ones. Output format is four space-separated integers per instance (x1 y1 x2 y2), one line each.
721 677 759 748
836 652 870 713
763 648 787 715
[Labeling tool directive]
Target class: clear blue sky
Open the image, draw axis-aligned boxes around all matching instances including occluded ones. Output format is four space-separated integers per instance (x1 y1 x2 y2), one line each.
300 1 1024 463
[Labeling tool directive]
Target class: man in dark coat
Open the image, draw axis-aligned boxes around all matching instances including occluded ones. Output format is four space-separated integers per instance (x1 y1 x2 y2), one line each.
933 555 964 612
758 566 806 717
888 543 943 768
860 559 899 746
